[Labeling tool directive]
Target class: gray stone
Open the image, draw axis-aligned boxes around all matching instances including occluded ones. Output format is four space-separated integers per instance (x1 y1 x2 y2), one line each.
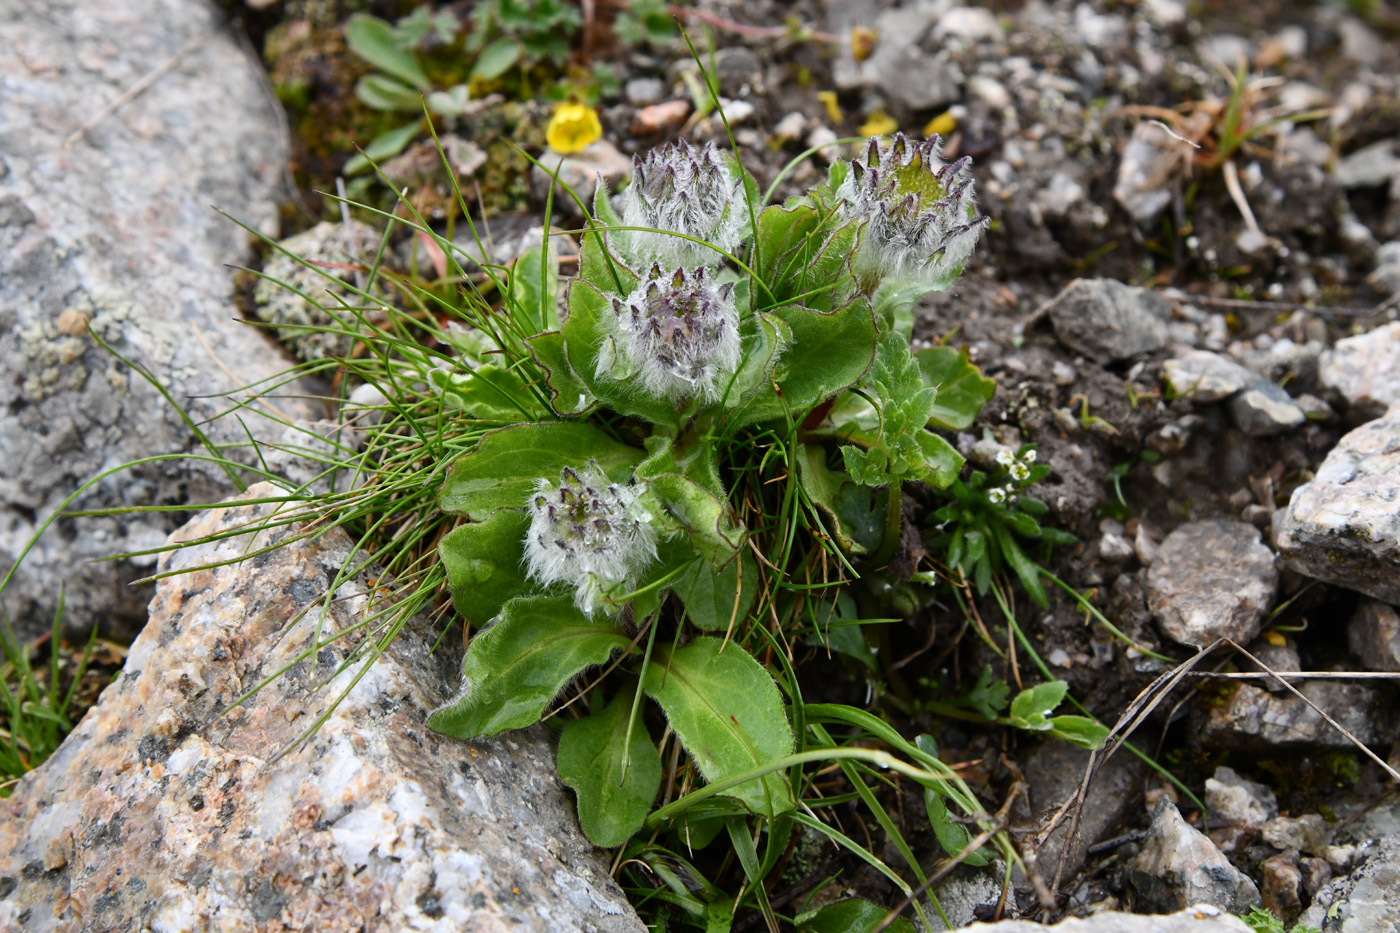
932 6 1004 43
1300 835 1400 933
962 905 1251 931
1320 322 1400 422
1205 766 1278 826
0 0 309 640
1335 140 1399 190
1047 278 1172 363
1262 814 1335 856
1021 742 1145 884
834 4 960 111
1370 241 1400 295
1349 599 1400 672
1147 520 1278 648
1131 798 1261 913
623 77 665 106
1226 380 1307 436
1164 351 1258 403
1275 402 1400 603
1195 681 1381 750
1114 122 1187 227
0 485 643 932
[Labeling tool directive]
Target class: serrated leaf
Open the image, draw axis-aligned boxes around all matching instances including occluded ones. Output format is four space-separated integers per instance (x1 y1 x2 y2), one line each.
957 666 1011 720
438 511 532 626
914 346 995 431
344 119 425 175
557 685 662 847
345 13 431 91
525 331 595 415
674 550 757 631
1009 680 1070 731
354 74 423 112
429 596 631 738
471 36 521 80
439 422 644 519
642 638 795 819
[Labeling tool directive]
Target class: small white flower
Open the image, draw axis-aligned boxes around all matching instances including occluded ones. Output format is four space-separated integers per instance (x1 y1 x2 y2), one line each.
603 264 741 405
987 487 1007 506
525 462 657 615
836 133 987 287
995 449 1015 467
622 139 745 267
1022 448 1037 464
1009 461 1031 482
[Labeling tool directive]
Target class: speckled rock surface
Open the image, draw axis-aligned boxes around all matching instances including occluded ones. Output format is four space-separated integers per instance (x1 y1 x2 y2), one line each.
961 905 1252 932
1130 799 1261 914
1147 520 1278 648
1320 321 1400 422
1348 599 1400 673
1275 402 1400 603
1300 835 1400 933
0 486 643 933
1046 278 1171 363
0 0 309 640
1194 681 1381 751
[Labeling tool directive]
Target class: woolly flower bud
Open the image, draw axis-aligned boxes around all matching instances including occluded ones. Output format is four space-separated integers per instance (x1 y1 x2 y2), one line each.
604 264 740 404
525 463 657 615
622 139 744 267
836 133 987 286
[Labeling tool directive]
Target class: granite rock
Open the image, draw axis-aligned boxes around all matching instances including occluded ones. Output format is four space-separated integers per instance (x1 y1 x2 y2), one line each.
1047 278 1171 363
0 486 643 933
0 0 309 640
1226 381 1307 437
1195 681 1381 751
1147 520 1278 648
1205 766 1278 826
1300 835 1400 933
1131 798 1261 913
962 905 1251 931
1319 322 1400 422
1163 351 1259 403
1274 402 1400 603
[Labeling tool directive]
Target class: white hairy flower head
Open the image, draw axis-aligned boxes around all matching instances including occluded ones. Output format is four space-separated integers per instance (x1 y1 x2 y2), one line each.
622 139 744 267
525 462 657 615
836 133 986 286
604 264 741 404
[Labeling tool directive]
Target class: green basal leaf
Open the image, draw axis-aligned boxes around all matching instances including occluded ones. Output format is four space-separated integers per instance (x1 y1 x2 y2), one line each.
429 595 631 738
647 473 744 568
563 280 682 428
354 74 423 112
471 36 521 80
1009 680 1070 732
751 202 822 294
794 445 881 555
556 684 662 847
345 13 432 91
642 638 795 819
769 218 860 314
578 180 635 295
992 522 1048 608
1002 510 1042 538
721 310 788 416
914 430 963 489
438 510 531 627
508 243 559 334
914 346 996 431
740 296 877 425
673 550 757 632
431 364 541 421
796 898 916 933
914 735 990 867
1049 715 1109 750
344 119 425 175
439 422 644 519
525 331 596 416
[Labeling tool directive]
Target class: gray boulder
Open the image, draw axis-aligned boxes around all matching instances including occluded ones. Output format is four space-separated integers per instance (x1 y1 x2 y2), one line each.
0 485 643 932
1275 402 1400 603
0 0 311 639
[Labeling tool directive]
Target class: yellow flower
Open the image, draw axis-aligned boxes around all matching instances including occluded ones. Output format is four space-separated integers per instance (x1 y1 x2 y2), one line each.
858 110 898 138
547 103 601 155
850 26 878 63
923 110 958 138
817 91 843 124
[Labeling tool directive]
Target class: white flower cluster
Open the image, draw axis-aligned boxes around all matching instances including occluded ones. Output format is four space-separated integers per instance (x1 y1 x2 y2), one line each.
604 264 741 404
836 133 986 286
525 462 658 614
622 139 744 268
995 447 1037 483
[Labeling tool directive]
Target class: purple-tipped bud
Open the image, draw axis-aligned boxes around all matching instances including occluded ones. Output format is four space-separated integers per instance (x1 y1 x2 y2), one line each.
602 264 741 405
836 133 987 287
622 139 744 267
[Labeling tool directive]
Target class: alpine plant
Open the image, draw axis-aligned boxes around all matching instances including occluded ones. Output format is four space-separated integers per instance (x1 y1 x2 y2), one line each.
622 139 745 267
525 463 658 615
603 264 741 405
836 132 987 288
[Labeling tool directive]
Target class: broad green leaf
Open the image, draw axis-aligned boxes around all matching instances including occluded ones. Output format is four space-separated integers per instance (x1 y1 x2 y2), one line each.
1009 680 1069 731
1049 715 1109 750
752 202 821 294
992 522 1048 607
345 13 431 91
647 473 744 568
429 596 631 738
344 119 425 175
507 243 559 333
914 430 963 488
578 180 636 295
797 899 916 933
471 36 521 80
439 422 644 519
563 280 682 428
642 638 795 819
738 296 876 425
722 311 787 416
914 346 996 431
431 364 541 421
557 685 662 847
525 331 595 416
438 511 531 626
769 218 861 314
354 74 423 112
674 551 757 631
